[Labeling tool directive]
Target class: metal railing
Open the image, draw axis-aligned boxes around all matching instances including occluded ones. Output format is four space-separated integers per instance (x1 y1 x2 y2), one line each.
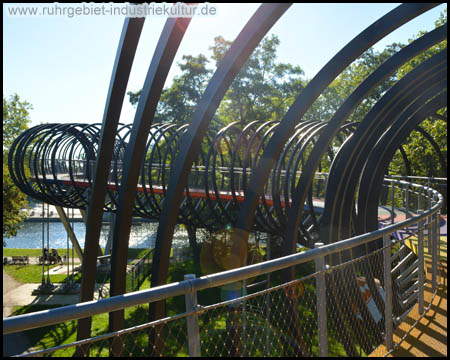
384 175 447 214
3 179 444 357
126 249 154 293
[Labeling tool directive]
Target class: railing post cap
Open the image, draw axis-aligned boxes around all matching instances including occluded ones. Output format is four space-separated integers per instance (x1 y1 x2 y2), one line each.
315 242 324 248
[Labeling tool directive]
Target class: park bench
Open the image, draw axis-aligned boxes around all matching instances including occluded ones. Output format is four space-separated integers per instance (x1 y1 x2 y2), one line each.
11 256 29 265
39 252 63 265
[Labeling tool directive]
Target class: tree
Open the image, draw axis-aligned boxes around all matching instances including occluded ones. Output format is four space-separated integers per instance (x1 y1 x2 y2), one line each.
3 163 28 239
388 8 447 178
3 93 32 151
128 54 212 125
127 10 447 181
3 93 32 241
211 35 305 130
128 35 306 131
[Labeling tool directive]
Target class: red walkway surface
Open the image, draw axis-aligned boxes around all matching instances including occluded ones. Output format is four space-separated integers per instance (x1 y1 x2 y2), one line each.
56 179 325 208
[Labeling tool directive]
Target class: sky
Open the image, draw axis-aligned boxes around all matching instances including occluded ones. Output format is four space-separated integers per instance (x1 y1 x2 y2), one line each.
3 3 446 128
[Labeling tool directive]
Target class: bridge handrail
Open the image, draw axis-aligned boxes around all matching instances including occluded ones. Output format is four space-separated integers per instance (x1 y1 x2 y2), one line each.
3 178 443 335
385 174 447 181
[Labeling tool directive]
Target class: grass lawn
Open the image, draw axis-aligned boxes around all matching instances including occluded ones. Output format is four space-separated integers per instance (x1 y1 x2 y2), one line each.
9 256 345 357
3 264 84 284
3 248 163 286
3 248 150 260
10 259 209 357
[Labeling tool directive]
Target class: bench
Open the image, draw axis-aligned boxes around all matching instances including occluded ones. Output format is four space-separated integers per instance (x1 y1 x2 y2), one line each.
39 254 63 265
11 256 29 265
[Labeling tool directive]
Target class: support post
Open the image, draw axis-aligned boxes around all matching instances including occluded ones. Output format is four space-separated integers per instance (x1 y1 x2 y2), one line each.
405 183 409 219
437 206 441 276
41 201 45 286
383 234 393 351
315 242 328 357
184 274 201 357
391 180 395 224
417 218 425 315
427 188 432 253
104 212 115 256
80 208 87 223
431 198 438 291
55 206 84 262
266 234 272 356
46 203 51 286
417 187 421 213
80 208 104 257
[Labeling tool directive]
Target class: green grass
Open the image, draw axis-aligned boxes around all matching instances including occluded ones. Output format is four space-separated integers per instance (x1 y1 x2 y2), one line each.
2 264 111 284
2 249 153 286
3 264 83 284
9 250 351 357
3 248 82 259
3 248 151 260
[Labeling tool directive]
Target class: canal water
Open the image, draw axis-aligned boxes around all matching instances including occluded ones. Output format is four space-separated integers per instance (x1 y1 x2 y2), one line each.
3 221 192 249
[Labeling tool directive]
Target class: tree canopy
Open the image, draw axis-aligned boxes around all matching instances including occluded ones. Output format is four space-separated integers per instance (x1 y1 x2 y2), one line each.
125 9 447 178
3 93 31 240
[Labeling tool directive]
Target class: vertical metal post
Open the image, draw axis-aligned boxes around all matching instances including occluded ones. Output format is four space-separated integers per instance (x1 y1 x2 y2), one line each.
431 198 438 291
242 264 247 356
72 208 75 286
417 187 421 214
104 212 115 256
41 201 45 286
67 207 70 288
266 235 272 356
315 242 328 357
184 274 201 357
383 234 393 351
391 180 395 224
417 219 425 315
427 188 432 255
46 203 51 286
437 205 441 276
405 183 409 219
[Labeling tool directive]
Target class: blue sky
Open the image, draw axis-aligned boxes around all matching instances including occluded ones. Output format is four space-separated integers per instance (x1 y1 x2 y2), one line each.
3 3 446 127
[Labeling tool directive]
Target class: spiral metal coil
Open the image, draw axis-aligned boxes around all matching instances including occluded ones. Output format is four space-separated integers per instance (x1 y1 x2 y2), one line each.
9 120 357 240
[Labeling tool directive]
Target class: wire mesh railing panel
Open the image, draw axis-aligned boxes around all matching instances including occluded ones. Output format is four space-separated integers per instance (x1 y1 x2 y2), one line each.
196 276 319 357
22 310 190 357
5 180 444 357
323 245 386 357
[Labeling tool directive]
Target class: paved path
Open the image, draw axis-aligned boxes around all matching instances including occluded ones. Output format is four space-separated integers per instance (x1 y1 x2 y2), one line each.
3 268 109 356
3 271 22 318
3 271 33 356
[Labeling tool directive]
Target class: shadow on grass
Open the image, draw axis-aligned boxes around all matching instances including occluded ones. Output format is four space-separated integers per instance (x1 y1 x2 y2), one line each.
12 304 78 356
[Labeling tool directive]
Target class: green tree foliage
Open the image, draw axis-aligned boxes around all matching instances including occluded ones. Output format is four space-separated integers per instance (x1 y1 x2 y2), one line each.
3 93 32 241
3 93 32 151
388 8 447 177
128 35 305 130
3 163 28 238
128 9 447 179
210 35 305 130
128 54 212 125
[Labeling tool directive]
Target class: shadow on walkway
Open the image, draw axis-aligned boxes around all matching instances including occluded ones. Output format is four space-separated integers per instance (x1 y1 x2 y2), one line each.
370 259 447 357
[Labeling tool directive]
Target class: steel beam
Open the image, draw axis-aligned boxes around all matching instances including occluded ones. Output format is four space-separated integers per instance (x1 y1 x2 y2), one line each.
75 17 145 354
148 4 292 335
107 16 193 356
